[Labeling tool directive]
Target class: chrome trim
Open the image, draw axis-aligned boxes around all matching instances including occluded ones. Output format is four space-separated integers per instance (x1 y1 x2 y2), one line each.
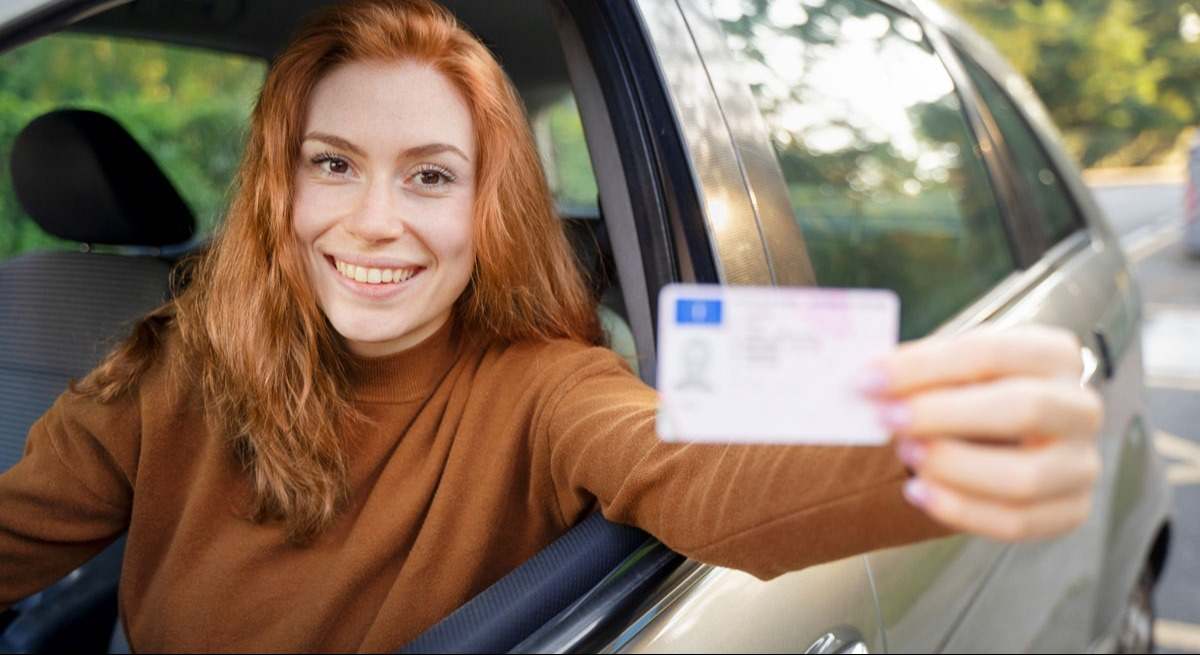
631 0 773 285
937 231 1091 333
804 626 869 654
510 539 685 653
673 0 815 286
600 560 714 653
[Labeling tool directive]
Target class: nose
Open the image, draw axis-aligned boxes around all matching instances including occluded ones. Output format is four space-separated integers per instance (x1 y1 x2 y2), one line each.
345 176 406 242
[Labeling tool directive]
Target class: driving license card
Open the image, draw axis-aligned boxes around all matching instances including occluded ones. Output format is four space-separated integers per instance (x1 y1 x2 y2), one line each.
656 284 899 445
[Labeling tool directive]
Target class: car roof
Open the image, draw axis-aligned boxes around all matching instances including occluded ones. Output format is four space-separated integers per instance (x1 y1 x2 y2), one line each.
3 0 571 112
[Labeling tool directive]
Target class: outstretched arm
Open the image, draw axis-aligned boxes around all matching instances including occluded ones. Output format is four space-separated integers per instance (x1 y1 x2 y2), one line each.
540 325 1101 580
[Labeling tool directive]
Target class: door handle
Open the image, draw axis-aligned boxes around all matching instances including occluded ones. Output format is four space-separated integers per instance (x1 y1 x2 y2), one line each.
1092 329 1114 381
804 626 869 654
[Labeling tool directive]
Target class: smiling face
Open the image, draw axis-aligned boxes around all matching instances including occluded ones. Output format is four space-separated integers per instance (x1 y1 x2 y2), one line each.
293 59 477 357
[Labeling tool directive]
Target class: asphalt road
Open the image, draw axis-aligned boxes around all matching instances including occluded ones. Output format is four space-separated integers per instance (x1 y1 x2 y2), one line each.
1092 180 1200 654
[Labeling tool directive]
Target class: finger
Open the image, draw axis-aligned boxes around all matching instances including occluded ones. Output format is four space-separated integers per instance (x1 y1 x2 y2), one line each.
882 377 1103 441
899 438 1101 503
868 325 1083 397
904 477 1094 542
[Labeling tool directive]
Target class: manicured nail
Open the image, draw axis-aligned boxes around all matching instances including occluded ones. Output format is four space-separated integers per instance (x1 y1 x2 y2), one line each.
854 366 890 396
896 440 927 469
878 402 913 431
903 478 933 509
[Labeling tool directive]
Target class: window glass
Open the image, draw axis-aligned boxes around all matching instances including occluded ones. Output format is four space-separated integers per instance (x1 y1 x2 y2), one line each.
0 34 265 261
531 92 598 216
958 53 1081 245
712 0 1016 339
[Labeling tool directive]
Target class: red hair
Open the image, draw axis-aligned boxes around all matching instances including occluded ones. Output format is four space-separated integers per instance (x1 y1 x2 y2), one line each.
79 0 602 542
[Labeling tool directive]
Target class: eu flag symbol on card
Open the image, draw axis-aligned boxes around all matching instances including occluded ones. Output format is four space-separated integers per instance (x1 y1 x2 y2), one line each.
676 298 722 325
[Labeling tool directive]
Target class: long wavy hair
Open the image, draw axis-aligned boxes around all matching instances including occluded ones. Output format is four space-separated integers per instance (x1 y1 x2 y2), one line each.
77 0 603 542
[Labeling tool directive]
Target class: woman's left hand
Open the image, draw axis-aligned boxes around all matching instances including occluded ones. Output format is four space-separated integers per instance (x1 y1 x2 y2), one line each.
865 325 1104 541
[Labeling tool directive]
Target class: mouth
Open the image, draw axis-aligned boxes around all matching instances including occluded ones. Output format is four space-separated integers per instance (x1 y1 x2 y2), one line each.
325 255 425 286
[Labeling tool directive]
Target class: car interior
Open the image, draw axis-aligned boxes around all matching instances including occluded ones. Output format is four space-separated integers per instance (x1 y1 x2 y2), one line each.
0 0 657 651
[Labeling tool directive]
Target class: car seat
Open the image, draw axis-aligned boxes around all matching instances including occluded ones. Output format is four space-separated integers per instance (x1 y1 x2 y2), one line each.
0 108 195 653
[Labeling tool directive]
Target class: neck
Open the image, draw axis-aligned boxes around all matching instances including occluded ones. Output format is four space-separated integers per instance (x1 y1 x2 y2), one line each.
344 311 451 358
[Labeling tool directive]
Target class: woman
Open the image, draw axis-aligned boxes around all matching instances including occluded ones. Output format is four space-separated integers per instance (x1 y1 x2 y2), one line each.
0 0 1102 650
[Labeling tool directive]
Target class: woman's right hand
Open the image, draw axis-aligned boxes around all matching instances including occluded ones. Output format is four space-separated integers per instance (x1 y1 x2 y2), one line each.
864 325 1104 541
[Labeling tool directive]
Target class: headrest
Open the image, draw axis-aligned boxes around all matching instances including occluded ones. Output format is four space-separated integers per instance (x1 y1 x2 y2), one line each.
10 109 195 246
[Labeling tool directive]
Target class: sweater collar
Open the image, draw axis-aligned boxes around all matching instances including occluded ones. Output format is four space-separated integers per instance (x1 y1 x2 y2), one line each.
346 318 463 403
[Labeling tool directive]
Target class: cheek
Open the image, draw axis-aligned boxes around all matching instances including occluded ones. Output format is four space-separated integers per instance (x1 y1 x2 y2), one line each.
432 198 476 275
292 180 355 240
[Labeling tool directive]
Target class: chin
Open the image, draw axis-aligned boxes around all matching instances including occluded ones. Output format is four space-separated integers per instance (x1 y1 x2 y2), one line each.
329 313 416 347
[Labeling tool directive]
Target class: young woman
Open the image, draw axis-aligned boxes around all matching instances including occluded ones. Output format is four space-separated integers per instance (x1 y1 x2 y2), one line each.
0 0 1102 650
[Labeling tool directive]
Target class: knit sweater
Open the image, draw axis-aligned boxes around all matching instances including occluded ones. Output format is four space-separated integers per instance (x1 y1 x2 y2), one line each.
0 319 949 651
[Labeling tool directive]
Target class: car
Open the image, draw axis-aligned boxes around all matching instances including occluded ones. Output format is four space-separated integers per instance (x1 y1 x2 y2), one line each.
0 0 1171 652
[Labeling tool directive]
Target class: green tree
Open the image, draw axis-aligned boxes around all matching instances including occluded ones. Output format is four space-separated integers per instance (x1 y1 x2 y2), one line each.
940 0 1200 167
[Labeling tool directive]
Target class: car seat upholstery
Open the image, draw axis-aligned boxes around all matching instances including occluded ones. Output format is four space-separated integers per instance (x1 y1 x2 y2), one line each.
1 109 194 470
0 108 194 653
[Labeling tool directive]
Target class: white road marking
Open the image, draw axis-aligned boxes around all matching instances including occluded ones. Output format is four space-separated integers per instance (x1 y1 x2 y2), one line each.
1123 219 1184 262
1148 375 1200 393
1154 431 1200 487
1142 307 1200 385
1156 618 1200 652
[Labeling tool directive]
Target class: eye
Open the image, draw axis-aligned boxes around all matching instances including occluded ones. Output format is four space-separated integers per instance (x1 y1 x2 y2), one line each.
311 152 352 177
410 164 456 189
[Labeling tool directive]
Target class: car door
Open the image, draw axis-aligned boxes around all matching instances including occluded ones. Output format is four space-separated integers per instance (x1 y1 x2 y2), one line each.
682 0 1165 650
678 0 1158 651
913 18 1167 652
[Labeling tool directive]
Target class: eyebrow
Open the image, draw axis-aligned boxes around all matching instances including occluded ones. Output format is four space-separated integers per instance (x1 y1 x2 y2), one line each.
303 132 470 162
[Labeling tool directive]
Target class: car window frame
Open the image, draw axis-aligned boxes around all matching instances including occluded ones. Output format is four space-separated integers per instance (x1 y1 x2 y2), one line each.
945 46 1093 254
926 4 1114 267
689 0 1036 330
949 45 1086 247
903 4 1044 270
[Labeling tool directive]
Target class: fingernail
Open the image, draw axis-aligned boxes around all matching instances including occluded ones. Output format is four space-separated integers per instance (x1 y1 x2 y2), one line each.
903 478 933 509
854 366 890 396
896 440 927 469
878 402 913 431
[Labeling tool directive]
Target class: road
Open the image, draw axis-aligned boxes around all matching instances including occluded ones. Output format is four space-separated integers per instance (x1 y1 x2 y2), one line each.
1091 178 1199 654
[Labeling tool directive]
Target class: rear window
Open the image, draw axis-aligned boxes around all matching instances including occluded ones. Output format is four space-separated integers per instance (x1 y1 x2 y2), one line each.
0 34 265 261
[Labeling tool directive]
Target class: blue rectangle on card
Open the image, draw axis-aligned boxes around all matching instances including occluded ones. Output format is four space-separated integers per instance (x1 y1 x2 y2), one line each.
676 298 722 325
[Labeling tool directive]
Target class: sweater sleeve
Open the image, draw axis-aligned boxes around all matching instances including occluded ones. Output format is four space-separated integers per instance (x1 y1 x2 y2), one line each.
540 347 954 581
0 387 140 609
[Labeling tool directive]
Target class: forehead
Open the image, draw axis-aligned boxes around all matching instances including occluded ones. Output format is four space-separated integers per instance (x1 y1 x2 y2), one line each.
304 59 475 157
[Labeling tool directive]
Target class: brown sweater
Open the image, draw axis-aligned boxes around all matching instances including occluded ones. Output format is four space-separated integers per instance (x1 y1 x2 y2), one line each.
0 319 949 651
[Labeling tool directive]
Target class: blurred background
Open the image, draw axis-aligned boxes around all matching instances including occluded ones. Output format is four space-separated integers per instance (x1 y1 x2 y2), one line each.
946 0 1199 171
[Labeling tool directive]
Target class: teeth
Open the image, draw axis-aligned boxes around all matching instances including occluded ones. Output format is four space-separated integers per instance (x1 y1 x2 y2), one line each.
333 259 418 285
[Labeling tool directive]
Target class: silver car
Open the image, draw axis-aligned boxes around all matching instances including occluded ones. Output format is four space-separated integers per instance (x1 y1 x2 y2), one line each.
0 0 1171 652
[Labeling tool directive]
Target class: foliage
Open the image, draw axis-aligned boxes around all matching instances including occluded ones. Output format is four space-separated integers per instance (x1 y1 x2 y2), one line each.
940 0 1200 167
0 34 264 260
717 0 1015 338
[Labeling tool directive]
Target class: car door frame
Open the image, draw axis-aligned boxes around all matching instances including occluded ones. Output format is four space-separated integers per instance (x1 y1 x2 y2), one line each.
931 12 1173 650
670 0 1168 651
